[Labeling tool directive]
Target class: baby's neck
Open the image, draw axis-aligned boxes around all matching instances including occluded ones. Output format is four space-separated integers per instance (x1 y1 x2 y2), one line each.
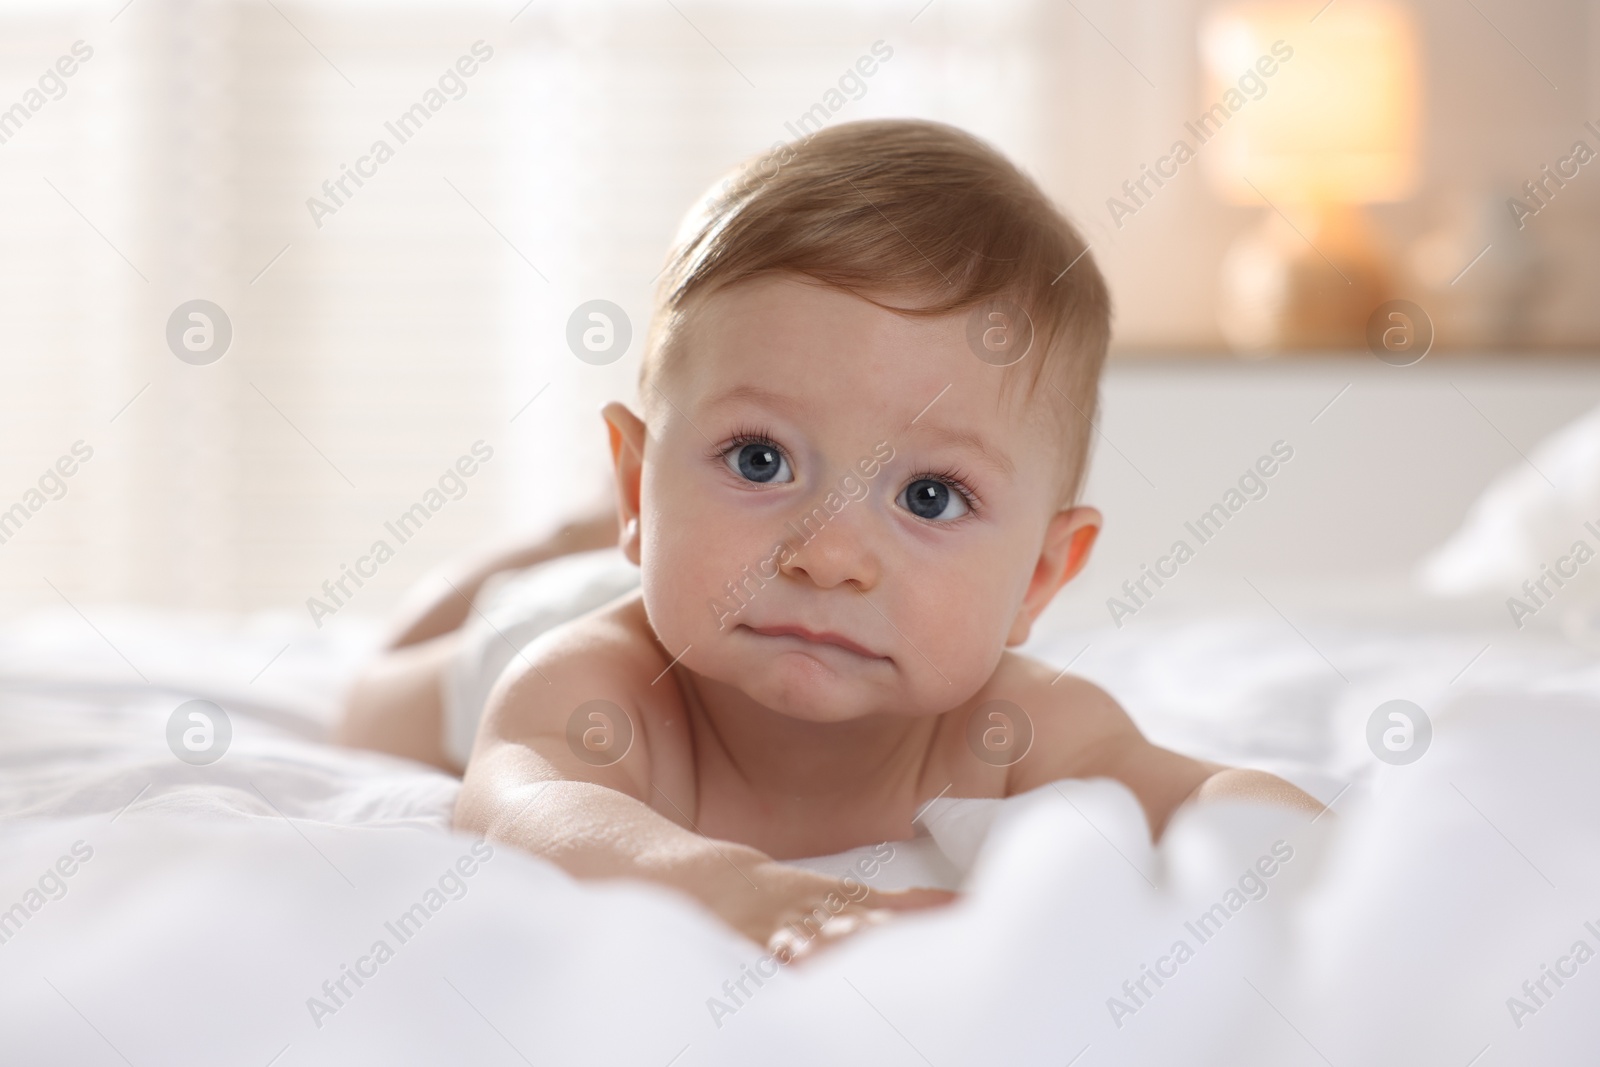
678 669 938 808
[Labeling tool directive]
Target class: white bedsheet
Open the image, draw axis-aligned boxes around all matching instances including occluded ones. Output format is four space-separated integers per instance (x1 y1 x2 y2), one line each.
2 600 1598 1065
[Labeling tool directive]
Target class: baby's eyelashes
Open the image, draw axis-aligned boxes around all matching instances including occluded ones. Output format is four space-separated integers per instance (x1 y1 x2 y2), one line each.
725 440 792 484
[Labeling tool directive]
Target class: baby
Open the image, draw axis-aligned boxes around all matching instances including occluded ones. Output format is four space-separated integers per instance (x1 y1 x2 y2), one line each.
343 118 1320 957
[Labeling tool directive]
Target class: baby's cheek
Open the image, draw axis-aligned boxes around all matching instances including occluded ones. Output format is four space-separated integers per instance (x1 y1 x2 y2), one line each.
640 532 717 647
901 571 1013 686
641 492 762 642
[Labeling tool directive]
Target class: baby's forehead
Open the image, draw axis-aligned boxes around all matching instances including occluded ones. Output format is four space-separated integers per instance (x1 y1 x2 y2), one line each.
676 278 1006 396
660 275 1067 472
681 273 955 351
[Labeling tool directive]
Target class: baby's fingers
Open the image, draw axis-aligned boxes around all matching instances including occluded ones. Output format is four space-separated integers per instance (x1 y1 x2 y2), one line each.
865 886 959 912
768 907 892 965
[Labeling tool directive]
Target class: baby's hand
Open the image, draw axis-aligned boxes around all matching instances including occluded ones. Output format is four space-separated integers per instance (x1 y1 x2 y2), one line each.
720 861 956 964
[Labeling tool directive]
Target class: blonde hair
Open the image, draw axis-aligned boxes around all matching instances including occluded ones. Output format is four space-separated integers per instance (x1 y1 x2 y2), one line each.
642 118 1111 505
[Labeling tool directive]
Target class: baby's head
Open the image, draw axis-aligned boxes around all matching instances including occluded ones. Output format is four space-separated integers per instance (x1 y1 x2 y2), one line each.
604 118 1110 722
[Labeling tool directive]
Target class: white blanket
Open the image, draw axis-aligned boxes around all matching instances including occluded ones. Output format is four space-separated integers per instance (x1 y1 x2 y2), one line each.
3 601 1598 1065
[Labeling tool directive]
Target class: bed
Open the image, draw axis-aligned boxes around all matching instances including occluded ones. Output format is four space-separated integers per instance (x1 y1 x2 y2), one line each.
5 362 1600 1065
2 586 1597 1066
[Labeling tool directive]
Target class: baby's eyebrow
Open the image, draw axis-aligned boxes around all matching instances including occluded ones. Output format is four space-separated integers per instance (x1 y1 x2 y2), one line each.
701 383 801 413
908 421 1016 478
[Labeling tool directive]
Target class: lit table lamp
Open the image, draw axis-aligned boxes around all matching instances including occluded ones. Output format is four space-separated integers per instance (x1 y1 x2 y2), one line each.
1200 0 1420 352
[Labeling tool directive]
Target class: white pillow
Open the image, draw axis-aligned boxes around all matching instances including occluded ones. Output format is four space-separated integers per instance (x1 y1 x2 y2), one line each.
1420 403 1600 642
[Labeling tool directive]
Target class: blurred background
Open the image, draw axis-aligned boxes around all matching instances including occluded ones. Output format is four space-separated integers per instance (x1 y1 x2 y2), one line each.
2 0 1598 629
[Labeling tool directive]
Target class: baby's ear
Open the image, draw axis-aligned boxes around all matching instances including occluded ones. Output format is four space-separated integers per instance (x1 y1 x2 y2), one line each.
602 402 647 565
1006 506 1100 646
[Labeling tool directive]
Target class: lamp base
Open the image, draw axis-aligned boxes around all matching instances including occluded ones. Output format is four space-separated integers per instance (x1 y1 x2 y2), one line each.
1218 204 1392 354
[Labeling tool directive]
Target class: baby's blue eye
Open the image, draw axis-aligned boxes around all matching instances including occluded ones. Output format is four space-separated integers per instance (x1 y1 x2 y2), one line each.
726 441 792 484
901 478 969 521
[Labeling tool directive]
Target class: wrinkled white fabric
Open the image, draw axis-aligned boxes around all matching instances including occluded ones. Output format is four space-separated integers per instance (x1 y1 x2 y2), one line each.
1420 401 1600 646
2 602 1598 1064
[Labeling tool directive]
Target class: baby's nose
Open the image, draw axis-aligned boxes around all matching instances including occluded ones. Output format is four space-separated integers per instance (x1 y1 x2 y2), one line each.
778 506 882 591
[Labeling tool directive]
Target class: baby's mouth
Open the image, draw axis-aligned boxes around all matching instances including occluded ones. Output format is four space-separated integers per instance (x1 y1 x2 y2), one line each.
741 623 885 660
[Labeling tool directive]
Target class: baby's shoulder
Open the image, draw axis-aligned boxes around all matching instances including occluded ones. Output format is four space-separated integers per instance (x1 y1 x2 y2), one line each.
483 589 679 740
974 651 1147 794
475 590 696 809
976 653 1217 833
525 588 664 672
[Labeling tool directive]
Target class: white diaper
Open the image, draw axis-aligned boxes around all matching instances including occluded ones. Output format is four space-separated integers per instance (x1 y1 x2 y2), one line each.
441 547 641 768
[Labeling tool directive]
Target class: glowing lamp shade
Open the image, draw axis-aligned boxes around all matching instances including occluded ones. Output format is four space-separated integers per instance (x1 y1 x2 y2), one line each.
1201 1 1420 206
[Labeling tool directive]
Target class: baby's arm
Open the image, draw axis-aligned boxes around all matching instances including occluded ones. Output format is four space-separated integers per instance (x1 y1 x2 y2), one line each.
1180 766 1325 816
1006 663 1322 838
452 615 948 949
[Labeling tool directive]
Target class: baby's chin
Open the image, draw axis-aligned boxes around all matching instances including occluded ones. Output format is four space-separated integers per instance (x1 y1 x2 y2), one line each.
698 641 953 723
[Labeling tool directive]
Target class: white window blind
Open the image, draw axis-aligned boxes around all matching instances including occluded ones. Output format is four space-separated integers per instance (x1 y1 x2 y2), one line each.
1 0 1594 619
